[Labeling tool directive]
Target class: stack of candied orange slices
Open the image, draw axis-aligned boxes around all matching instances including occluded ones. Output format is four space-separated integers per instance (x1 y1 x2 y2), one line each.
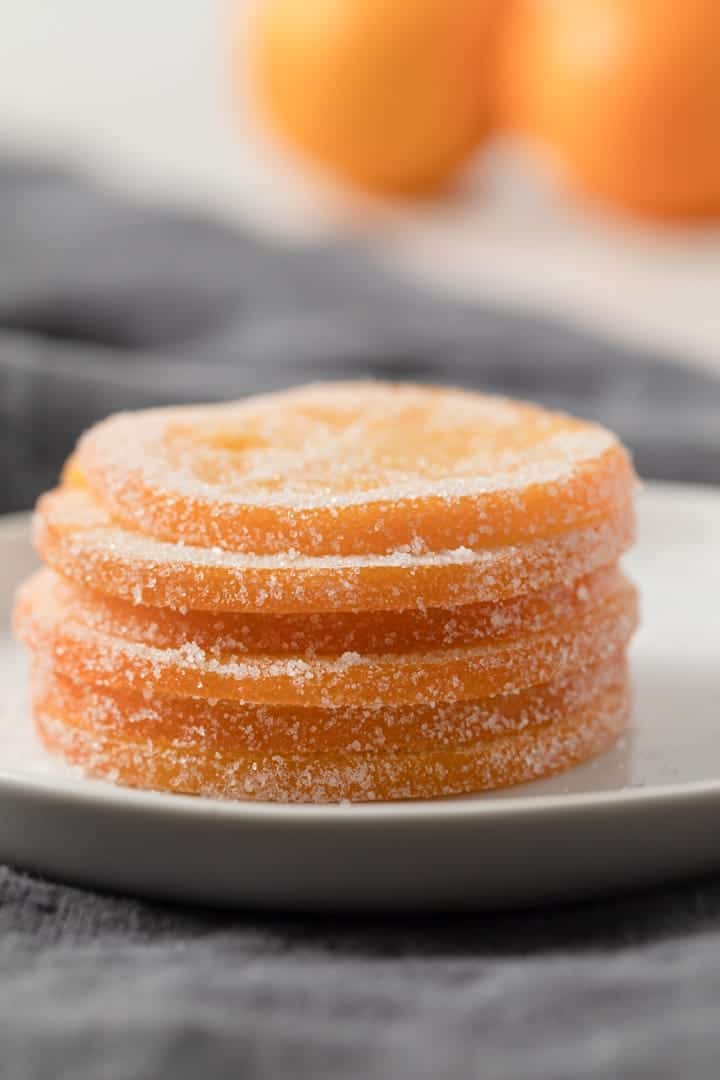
14 382 638 803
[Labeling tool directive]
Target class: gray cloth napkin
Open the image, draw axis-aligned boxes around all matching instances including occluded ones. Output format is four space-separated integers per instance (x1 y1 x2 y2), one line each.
5 867 720 1080
1 162 720 1080
1 161 719 515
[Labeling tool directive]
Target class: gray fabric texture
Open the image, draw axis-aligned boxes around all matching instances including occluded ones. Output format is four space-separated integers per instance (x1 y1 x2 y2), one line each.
1 162 720 1080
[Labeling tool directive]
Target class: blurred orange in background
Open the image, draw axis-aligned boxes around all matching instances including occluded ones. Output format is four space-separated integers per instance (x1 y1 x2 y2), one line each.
242 0 500 197
239 0 720 222
498 0 720 220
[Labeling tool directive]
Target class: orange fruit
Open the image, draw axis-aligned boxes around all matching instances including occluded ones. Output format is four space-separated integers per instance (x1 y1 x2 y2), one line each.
242 0 499 196
498 0 720 219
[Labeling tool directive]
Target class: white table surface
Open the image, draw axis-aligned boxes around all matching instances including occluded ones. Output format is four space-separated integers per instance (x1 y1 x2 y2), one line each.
0 0 718 374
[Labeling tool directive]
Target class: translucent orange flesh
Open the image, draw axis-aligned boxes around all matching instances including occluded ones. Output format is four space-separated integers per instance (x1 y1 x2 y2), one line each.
33 681 630 803
25 564 625 656
69 383 636 556
35 487 635 614
31 654 627 756
15 571 638 707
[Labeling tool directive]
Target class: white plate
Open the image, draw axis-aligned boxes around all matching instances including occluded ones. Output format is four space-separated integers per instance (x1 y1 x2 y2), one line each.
1 483 719 912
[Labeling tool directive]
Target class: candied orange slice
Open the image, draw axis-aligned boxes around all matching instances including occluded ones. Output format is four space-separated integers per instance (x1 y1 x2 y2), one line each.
33 681 630 802
30 565 623 656
32 655 627 756
15 570 638 706
70 382 635 556
35 487 635 614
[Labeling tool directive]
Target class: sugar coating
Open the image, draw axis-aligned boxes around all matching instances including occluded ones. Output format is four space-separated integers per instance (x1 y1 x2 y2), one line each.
34 683 630 803
16 572 638 707
69 382 635 557
76 383 618 506
28 565 624 656
35 487 635 613
32 654 627 756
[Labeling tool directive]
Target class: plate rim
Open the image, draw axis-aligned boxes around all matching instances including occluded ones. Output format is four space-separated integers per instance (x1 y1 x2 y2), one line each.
2 479 719 827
